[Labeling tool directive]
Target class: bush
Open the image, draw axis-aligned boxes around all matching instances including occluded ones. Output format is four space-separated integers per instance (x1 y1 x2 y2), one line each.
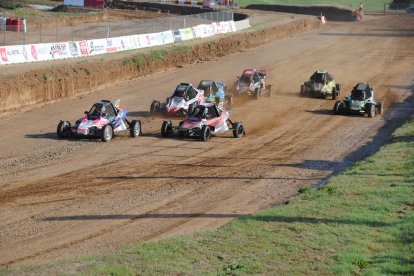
0 1 23 9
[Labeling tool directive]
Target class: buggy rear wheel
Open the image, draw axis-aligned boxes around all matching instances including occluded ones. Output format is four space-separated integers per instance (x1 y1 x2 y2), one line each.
150 100 160 115
255 87 262 100
201 125 211 142
377 101 384 115
130 120 141 137
101 125 113 142
300 85 305 97
332 88 337 100
333 101 343 115
267 85 273 97
233 122 245 138
365 103 376 118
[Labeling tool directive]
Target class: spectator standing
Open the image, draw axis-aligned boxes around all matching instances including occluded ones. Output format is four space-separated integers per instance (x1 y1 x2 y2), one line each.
353 10 359 21
358 2 364 22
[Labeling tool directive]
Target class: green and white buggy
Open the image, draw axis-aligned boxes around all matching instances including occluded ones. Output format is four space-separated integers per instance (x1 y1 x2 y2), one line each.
333 83 384 117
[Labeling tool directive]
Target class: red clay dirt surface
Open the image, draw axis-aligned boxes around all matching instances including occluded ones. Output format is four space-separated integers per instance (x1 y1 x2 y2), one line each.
0 11 413 267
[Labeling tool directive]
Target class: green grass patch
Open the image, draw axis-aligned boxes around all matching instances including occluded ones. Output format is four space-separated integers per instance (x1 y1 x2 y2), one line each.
123 48 185 71
3 116 414 274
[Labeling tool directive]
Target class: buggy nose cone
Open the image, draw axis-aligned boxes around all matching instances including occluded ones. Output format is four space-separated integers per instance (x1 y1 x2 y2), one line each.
77 128 89 135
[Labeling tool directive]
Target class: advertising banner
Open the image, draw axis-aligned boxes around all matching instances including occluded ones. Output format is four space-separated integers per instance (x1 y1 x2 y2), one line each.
0 20 240 65
211 21 232 34
179 28 195 41
192 24 215 38
86 39 107 56
0 44 40 64
172 30 182 43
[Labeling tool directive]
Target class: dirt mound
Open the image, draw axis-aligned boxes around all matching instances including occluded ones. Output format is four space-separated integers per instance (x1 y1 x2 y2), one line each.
245 4 354 21
0 17 321 114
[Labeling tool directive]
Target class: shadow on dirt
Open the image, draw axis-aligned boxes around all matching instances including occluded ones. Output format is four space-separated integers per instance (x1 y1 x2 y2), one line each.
99 175 320 181
128 111 151 117
25 132 59 140
274 160 342 171
41 213 243 221
240 214 393 227
158 163 235 168
320 32 414 38
304 109 333 115
25 133 101 142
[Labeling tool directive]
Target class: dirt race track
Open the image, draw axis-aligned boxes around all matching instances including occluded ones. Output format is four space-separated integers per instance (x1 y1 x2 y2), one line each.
0 12 413 267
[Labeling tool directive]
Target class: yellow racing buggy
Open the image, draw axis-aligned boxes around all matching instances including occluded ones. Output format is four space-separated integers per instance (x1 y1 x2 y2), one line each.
300 70 341 100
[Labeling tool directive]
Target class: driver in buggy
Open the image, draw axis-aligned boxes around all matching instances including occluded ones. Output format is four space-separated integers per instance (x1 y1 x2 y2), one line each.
193 106 210 119
204 86 225 106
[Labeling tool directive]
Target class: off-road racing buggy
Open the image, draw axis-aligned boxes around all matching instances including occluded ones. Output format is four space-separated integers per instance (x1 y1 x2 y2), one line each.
160 103 245 141
234 68 272 99
300 70 341 99
197 80 233 108
333 82 384 117
56 100 141 142
150 83 204 116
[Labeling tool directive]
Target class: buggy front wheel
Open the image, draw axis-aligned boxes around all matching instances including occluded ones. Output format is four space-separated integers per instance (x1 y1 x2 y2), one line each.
101 125 113 142
130 120 141 137
233 122 245 138
57 121 70 138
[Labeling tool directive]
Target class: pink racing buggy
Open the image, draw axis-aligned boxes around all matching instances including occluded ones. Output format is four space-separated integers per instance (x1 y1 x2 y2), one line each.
160 103 245 141
57 99 141 142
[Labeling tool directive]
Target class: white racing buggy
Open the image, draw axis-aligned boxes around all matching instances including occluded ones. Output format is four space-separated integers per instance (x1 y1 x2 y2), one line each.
150 83 204 116
234 68 272 99
160 103 245 141
57 99 141 142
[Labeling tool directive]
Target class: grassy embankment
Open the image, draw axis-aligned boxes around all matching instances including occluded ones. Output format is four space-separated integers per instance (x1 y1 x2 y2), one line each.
3 114 414 275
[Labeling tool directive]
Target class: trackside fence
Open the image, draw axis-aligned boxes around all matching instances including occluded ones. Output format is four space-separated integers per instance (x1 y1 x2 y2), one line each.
0 11 234 46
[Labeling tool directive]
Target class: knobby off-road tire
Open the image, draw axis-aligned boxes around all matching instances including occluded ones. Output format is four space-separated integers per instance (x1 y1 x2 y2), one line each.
233 122 245 138
267 85 273 97
150 101 160 115
365 103 376 118
130 120 141 137
332 88 337 100
333 101 343 115
57 121 70 138
377 101 384 115
101 124 113 142
300 85 306 97
255 87 262 100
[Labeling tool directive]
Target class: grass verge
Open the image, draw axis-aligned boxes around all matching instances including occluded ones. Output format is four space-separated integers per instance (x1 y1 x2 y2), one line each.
3 115 413 274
